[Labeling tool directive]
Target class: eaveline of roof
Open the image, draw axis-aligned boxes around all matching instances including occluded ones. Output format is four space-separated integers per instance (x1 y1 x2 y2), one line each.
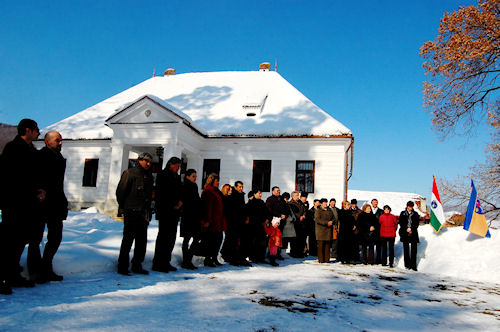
43 70 351 139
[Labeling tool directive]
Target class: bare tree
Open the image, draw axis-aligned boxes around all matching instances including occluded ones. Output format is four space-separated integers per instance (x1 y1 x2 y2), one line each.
439 156 499 221
421 0 499 221
420 0 500 138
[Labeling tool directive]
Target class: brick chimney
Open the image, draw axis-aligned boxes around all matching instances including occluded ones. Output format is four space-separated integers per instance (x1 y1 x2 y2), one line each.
259 62 271 72
164 68 176 76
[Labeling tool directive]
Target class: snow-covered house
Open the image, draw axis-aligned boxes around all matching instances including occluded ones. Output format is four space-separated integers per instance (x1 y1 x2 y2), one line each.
42 63 354 215
348 190 427 216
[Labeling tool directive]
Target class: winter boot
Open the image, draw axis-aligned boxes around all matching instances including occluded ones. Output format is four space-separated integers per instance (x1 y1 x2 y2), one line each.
131 265 149 275
43 263 63 282
181 261 197 270
269 256 279 267
204 257 216 267
0 280 12 295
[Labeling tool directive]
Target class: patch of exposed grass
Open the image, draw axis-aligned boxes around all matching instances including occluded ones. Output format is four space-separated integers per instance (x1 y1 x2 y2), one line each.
255 296 327 314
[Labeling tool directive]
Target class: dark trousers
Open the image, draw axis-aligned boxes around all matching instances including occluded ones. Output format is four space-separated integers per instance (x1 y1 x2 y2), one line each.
220 226 239 261
118 211 148 271
361 244 374 264
153 213 179 268
403 241 418 270
375 239 382 264
249 237 268 262
331 239 338 259
380 237 395 266
317 240 331 263
292 227 307 257
207 231 223 260
0 209 33 281
308 231 317 256
28 219 63 276
282 237 294 254
239 223 253 260
182 235 200 263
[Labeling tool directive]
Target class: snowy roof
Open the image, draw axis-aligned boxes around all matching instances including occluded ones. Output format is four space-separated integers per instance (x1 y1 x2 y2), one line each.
44 71 352 139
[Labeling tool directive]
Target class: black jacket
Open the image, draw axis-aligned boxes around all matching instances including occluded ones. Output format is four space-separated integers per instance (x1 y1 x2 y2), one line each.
116 164 153 218
226 189 247 230
265 195 288 218
180 180 201 237
246 198 269 239
337 208 357 262
357 211 378 245
0 135 39 212
155 168 182 219
289 199 307 231
38 146 68 221
399 209 420 243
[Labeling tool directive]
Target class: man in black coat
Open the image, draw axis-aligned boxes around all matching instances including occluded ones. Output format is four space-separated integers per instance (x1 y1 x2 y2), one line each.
152 156 183 273
0 118 41 293
29 131 68 283
116 152 154 275
371 198 384 264
246 189 270 263
289 191 307 258
399 201 420 271
265 186 288 260
221 181 250 266
265 186 287 222
306 199 320 257
180 169 201 270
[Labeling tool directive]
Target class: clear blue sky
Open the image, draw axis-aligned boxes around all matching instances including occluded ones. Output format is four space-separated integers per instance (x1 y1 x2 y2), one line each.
0 0 489 198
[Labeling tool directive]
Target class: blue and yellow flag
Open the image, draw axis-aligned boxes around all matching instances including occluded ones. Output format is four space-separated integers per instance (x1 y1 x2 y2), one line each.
464 180 491 238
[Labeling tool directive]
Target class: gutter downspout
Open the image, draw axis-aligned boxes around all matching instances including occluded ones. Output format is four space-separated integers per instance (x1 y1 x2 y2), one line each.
344 137 354 201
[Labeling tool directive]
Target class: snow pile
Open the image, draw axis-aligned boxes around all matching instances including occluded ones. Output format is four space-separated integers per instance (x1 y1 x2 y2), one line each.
37 209 500 283
416 224 499 283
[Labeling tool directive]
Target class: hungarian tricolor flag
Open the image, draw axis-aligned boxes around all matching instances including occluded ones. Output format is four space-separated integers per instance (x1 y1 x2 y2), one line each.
430 176 446 232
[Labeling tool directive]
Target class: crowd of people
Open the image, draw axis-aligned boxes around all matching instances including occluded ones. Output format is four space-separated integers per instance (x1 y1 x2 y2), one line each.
0 119 421 296
116 151 422 277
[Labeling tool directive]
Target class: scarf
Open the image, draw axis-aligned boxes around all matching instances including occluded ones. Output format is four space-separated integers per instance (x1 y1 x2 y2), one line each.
406 209 414 228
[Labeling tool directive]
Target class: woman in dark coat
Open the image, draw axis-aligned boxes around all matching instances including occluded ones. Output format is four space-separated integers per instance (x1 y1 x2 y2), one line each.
337 200 357 264
200 174 227 267
399 201 420 271
180 169 202 270
357 204 378 265
314 198 334 263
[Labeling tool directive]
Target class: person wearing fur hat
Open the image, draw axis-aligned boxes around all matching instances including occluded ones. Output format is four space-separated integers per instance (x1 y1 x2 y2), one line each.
314 198 335 263
116 152 154 276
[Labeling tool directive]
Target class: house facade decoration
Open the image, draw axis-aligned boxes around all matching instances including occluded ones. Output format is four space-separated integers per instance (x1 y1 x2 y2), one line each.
41 63 354 215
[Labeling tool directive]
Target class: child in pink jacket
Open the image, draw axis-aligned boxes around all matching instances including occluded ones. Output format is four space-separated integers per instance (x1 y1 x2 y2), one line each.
265 217 282 266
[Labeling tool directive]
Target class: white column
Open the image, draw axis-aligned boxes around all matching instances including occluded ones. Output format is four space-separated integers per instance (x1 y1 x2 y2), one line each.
103 141 129 215
161 142 181 169
187 154 203 189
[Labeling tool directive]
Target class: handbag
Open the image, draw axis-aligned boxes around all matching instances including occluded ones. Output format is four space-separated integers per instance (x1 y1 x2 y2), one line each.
332 227 338 240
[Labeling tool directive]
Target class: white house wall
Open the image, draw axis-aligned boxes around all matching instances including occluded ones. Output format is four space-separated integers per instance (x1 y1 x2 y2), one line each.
195 137 350 202
41 133 349 214
60 140 112 210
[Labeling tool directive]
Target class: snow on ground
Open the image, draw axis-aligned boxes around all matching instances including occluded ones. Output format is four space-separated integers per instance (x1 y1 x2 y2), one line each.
1 209 499 331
